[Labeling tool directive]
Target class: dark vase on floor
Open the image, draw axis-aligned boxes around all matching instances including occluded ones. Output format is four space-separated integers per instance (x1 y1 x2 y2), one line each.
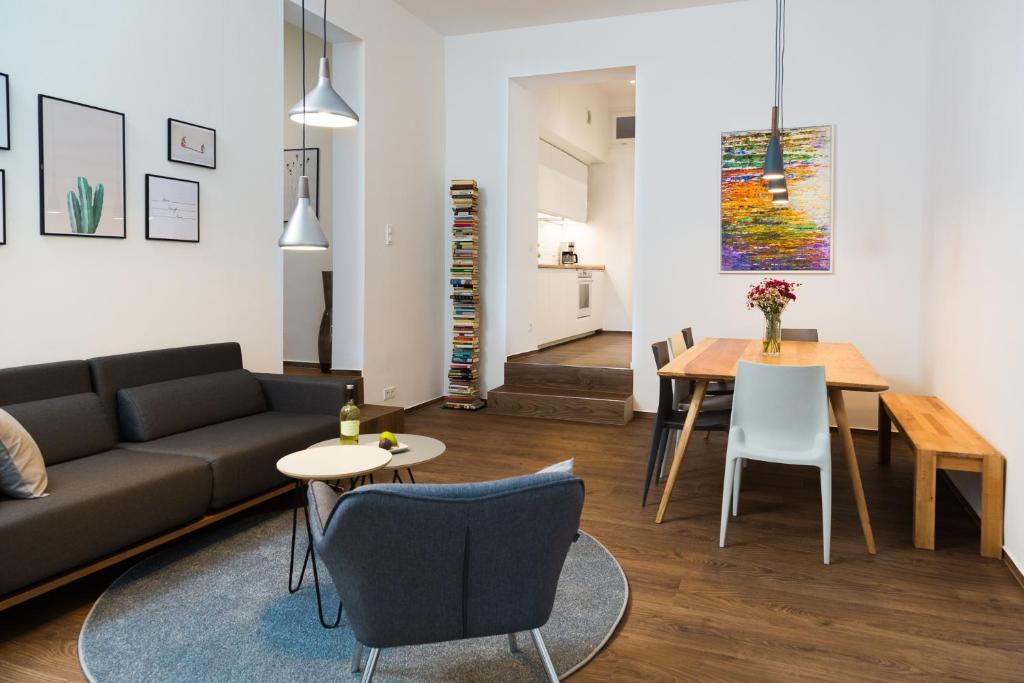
318 271 332 373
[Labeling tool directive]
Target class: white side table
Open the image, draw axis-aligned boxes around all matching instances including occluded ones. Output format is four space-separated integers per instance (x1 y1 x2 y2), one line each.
310 434 446 483
276 445 392 628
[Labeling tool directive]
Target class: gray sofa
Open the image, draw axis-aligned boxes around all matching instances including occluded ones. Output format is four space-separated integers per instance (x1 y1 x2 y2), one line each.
0 342 348 600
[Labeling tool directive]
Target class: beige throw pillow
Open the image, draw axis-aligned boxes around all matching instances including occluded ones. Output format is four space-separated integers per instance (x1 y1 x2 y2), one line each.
0 408 48 498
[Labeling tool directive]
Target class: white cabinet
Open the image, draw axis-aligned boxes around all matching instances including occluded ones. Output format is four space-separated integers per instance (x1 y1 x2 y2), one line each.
535 268 604 347
538 140 588 223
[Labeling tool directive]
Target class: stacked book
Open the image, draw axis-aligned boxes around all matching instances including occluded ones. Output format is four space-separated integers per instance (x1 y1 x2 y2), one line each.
444 179 485 411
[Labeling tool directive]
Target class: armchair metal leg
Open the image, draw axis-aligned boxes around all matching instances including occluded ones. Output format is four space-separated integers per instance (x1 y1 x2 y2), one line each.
351 642 364 673
360 647 381 683
508 632 520 653
529 629 559 683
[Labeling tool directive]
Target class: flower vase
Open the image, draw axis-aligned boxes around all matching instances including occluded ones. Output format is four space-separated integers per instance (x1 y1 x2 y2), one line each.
762 314 782 356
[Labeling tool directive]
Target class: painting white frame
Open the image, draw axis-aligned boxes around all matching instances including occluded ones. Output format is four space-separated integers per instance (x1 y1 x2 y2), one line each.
719 124 836 275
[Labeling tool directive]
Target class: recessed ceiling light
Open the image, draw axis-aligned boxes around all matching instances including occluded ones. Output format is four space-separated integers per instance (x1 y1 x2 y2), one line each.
629 79 636 85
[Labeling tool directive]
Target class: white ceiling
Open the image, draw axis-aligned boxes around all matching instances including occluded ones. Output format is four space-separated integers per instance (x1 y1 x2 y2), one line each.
393 0 744 36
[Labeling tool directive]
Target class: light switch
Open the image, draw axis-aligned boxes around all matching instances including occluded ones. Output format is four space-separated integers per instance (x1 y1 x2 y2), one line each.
385 223 394 246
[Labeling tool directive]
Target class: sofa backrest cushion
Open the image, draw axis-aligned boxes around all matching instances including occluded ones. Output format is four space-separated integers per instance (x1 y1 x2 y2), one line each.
88 343 243 425
117 369 267 442
4 393 118 465
0 360 93 406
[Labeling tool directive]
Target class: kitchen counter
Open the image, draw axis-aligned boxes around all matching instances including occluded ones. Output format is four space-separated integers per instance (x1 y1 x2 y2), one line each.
538 264 606 270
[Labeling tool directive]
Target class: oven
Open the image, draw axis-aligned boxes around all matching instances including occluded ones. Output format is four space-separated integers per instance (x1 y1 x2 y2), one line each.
577 270 592 318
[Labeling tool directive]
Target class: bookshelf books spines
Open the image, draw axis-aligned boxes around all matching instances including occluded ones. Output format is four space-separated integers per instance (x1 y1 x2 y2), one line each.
444 179 485 411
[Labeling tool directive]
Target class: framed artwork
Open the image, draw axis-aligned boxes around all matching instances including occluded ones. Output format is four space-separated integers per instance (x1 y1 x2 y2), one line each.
283 147 319 221
38 95 126 238
720 125 833 273
1 72 9 150
168 118 216 168
145 174 199 243
1 169 6 245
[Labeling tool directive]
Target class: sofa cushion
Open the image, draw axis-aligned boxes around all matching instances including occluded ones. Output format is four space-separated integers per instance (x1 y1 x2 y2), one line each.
4 393 118 465
0 409 48 498
0 448 211 596
125 411 338 508
117 369 267 442
88 343 243 422
0 360 93 407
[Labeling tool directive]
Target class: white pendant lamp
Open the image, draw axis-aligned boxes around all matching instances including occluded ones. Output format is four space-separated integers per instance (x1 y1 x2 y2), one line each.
280 0 332 251
763 0 786 185
288 0 359 129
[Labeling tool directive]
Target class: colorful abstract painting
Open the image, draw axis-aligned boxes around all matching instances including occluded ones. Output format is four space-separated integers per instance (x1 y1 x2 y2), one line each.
721 125 833 272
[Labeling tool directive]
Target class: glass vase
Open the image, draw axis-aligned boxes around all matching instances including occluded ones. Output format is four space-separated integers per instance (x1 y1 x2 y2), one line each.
762 314 782 356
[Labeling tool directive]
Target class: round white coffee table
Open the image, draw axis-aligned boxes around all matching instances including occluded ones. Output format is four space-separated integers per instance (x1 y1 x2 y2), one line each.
275 445 392 629
310 434 445 483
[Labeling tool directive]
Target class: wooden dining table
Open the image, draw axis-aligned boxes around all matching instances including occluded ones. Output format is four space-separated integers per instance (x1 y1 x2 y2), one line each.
655 338 889 554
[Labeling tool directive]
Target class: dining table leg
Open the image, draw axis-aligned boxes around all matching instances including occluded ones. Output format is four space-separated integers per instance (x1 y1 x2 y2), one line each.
655 380 708 524
828 387 877 554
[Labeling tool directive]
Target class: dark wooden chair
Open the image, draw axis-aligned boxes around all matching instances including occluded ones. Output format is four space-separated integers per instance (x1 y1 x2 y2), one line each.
642 341 731 506
781 328 819 341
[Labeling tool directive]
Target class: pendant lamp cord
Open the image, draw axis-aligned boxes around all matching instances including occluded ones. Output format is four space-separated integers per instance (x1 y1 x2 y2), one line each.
300 0 307 177
323 0 328 59
773 0 786 133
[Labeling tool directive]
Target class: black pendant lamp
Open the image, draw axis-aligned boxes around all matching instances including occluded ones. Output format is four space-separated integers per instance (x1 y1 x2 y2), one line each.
763 0 786 188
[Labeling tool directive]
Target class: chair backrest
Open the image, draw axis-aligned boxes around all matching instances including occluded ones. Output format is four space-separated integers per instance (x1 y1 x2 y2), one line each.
781 328 819 342
310 473 585 649
681 327 695 349
669 333 685 358
652 341 684 415
731 361 829 451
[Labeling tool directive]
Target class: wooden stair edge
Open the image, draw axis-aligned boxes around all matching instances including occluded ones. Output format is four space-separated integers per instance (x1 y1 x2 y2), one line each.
487 385 633 425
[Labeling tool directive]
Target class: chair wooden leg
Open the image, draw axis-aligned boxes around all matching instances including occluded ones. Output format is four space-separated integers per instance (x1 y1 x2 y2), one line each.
656 381 708 524
913 449 937 550
828 388 877 554
980 454 1005 559
878 399 892 465
641 415 666 507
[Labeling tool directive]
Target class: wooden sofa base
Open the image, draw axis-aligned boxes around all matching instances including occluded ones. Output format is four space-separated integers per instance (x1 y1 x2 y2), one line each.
0 483 294 613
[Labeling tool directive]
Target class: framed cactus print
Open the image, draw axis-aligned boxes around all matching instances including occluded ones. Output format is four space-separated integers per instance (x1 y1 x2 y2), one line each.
38 95 126 238
145 174 199 243
168 118 216 169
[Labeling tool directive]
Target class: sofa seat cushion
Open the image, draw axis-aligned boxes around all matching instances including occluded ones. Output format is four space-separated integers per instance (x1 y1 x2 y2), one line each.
0 449 211 596
117 369 267 442
124 411 338 509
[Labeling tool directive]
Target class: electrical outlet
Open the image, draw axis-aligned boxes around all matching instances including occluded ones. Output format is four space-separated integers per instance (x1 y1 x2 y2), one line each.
385 223 394 246
383 386 396 401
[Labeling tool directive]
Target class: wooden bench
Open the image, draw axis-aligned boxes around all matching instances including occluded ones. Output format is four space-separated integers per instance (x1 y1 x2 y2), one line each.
878 394 1005 558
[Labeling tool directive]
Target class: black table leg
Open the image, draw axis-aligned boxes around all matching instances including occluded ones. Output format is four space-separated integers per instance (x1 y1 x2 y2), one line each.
288 480 343 629
406 468 416 484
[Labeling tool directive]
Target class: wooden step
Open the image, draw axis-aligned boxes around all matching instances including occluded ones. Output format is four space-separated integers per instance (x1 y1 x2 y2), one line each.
359 404 404 434
487 384 633 425
503 361 633 393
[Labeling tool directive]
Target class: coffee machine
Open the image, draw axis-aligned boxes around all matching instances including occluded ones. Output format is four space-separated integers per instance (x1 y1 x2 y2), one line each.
559 242 578 265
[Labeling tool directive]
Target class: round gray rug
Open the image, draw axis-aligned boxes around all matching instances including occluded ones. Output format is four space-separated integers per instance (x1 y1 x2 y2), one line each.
79 511 628 682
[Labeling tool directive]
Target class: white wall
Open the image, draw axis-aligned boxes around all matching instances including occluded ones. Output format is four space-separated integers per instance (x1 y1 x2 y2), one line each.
297 0 446 408
921 0 1024 563
589 142 635 331
446 0 931 424
506 82 541 357
283 23 334 365
0 0 283 371
537 83 613 163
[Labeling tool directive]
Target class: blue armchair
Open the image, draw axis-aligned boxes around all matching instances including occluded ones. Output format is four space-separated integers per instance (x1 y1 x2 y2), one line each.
307 471 585 682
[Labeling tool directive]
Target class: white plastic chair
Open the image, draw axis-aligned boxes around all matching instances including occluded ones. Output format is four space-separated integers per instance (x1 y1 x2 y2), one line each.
719 361 832 564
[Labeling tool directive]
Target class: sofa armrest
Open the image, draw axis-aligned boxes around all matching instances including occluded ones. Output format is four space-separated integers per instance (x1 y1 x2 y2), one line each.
255 374 353 415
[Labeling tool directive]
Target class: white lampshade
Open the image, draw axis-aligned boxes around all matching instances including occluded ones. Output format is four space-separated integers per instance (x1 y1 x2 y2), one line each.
280 177 328 250
288 57 358 129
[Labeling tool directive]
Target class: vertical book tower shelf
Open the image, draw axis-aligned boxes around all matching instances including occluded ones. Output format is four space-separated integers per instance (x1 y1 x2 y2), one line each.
444 179 485 410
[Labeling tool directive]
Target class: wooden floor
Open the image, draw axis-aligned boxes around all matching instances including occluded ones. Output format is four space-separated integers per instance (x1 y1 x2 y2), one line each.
2 407 1022 681
512 331 631 368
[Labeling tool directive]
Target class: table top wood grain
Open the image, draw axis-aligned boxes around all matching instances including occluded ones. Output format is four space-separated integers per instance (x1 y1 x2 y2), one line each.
657 338 889 392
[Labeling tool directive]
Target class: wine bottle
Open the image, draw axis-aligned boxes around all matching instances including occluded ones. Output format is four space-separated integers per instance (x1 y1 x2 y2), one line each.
339 384 360 445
